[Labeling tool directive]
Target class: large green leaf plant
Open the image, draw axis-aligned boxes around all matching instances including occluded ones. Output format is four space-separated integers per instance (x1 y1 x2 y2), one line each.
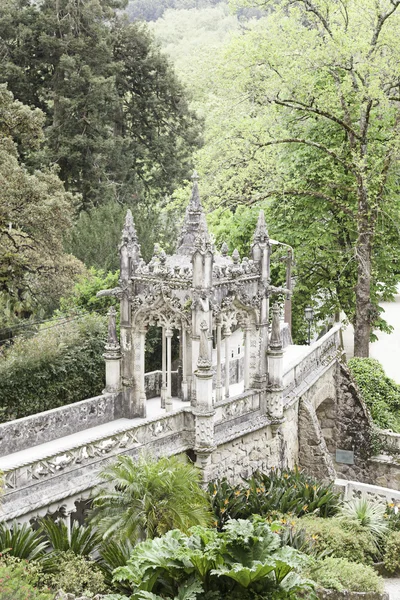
112 518 314 600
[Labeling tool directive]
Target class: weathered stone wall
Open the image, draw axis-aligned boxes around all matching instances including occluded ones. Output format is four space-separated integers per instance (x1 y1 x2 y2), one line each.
333 364 373 482
207 397 299 483
297 364 336 480
367 456 400 490
314 590 388 600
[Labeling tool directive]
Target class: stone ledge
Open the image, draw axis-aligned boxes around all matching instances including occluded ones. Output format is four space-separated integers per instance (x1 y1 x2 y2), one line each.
314 589 388 600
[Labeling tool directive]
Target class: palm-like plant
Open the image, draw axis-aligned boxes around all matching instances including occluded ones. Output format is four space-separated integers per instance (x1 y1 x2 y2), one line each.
0 521 48 560
39 517 100 556
340 497 389 543
90 454 211 543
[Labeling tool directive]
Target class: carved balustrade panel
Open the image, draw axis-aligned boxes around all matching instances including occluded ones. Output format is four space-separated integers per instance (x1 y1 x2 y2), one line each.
215 392 260 423
3 412 190 493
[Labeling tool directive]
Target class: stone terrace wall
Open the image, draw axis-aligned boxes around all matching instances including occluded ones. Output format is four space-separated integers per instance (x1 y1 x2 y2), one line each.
208 397 299 483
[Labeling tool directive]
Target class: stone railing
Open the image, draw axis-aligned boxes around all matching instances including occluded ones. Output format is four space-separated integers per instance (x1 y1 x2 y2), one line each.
214 390 260 424
0 393 119 456
375 429 400 455
335 478 400 504
283 324 341 396
3 409 193 494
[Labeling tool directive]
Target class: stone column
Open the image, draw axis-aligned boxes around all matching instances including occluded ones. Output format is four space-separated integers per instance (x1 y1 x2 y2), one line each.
194 321 215 481
165 328 173 412
139 327 147 416
244 325 250 390
224 326 231 399
161 326 166 408
215 321 222 402
267 303 284 422
64 511 72 544
103 307 122 394
181 325 188 401
284 249 292 334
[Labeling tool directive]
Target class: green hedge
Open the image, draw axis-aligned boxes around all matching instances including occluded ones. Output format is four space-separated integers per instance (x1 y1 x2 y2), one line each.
306 557 384 593
0 313 107 422
348 357 400 431
294 516 378 565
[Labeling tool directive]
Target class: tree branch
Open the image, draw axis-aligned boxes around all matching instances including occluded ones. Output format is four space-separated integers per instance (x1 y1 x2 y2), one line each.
370 0 400 49
224 188 355 217
273 98 362 140
253 137 356 172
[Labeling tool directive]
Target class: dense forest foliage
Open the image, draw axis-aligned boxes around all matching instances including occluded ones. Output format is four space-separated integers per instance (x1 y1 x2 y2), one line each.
2 0 400 416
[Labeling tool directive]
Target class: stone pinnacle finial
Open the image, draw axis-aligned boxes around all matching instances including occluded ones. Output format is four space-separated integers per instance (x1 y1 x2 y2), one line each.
194 213 211 250
253 210 269 244
269 303 282 350
232 248 240 264
107 306 119 346
221 242 228 257
188 172 201 212
121 209 138 244
177 173 211 255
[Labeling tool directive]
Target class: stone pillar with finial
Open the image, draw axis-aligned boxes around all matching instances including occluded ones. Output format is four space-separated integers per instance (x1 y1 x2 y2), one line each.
103 306 122 394
251 211 271 392
119 209 142 417
194 320 215 480
267 303 284 422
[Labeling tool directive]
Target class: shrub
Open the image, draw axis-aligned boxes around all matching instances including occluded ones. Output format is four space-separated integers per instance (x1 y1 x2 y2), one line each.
59 268 119 316
209 467 340 529
383 531 400 573
306 557 384 593
39 550 106 596
385 501 400 531
0 312 106 421
294 516 379 565
0 562 52 600
348 358 400 431
340 497 389 543
113 519 314 599
90 454 212 543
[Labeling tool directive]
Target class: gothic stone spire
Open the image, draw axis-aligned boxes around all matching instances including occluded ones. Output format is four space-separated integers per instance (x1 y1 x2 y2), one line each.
177 171 210 255
253 210 269 244
120 209 141 279
121 209 138 245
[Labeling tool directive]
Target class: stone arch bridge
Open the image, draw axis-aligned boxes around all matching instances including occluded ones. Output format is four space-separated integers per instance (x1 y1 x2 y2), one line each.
0 323 378 526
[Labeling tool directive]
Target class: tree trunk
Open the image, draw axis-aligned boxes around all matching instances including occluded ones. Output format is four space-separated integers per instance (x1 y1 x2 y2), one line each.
354 220 372 357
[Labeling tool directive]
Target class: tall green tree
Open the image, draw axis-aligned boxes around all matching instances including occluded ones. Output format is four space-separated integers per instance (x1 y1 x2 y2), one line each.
0 0 200 209
197 0 400 355
0 84 82 321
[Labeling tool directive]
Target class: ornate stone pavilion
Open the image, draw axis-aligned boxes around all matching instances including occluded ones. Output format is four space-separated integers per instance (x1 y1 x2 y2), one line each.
101 173 291 429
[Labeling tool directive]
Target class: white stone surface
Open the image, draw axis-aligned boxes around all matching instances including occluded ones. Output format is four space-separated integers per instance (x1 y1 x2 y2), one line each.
384 578 400 600
342 285 400 383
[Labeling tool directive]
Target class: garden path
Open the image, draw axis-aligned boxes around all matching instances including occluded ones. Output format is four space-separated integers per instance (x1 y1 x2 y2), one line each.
384 577 400 599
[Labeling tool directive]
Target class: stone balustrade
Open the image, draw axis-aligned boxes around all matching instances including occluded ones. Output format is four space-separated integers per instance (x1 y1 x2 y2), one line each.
283 324 342 397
